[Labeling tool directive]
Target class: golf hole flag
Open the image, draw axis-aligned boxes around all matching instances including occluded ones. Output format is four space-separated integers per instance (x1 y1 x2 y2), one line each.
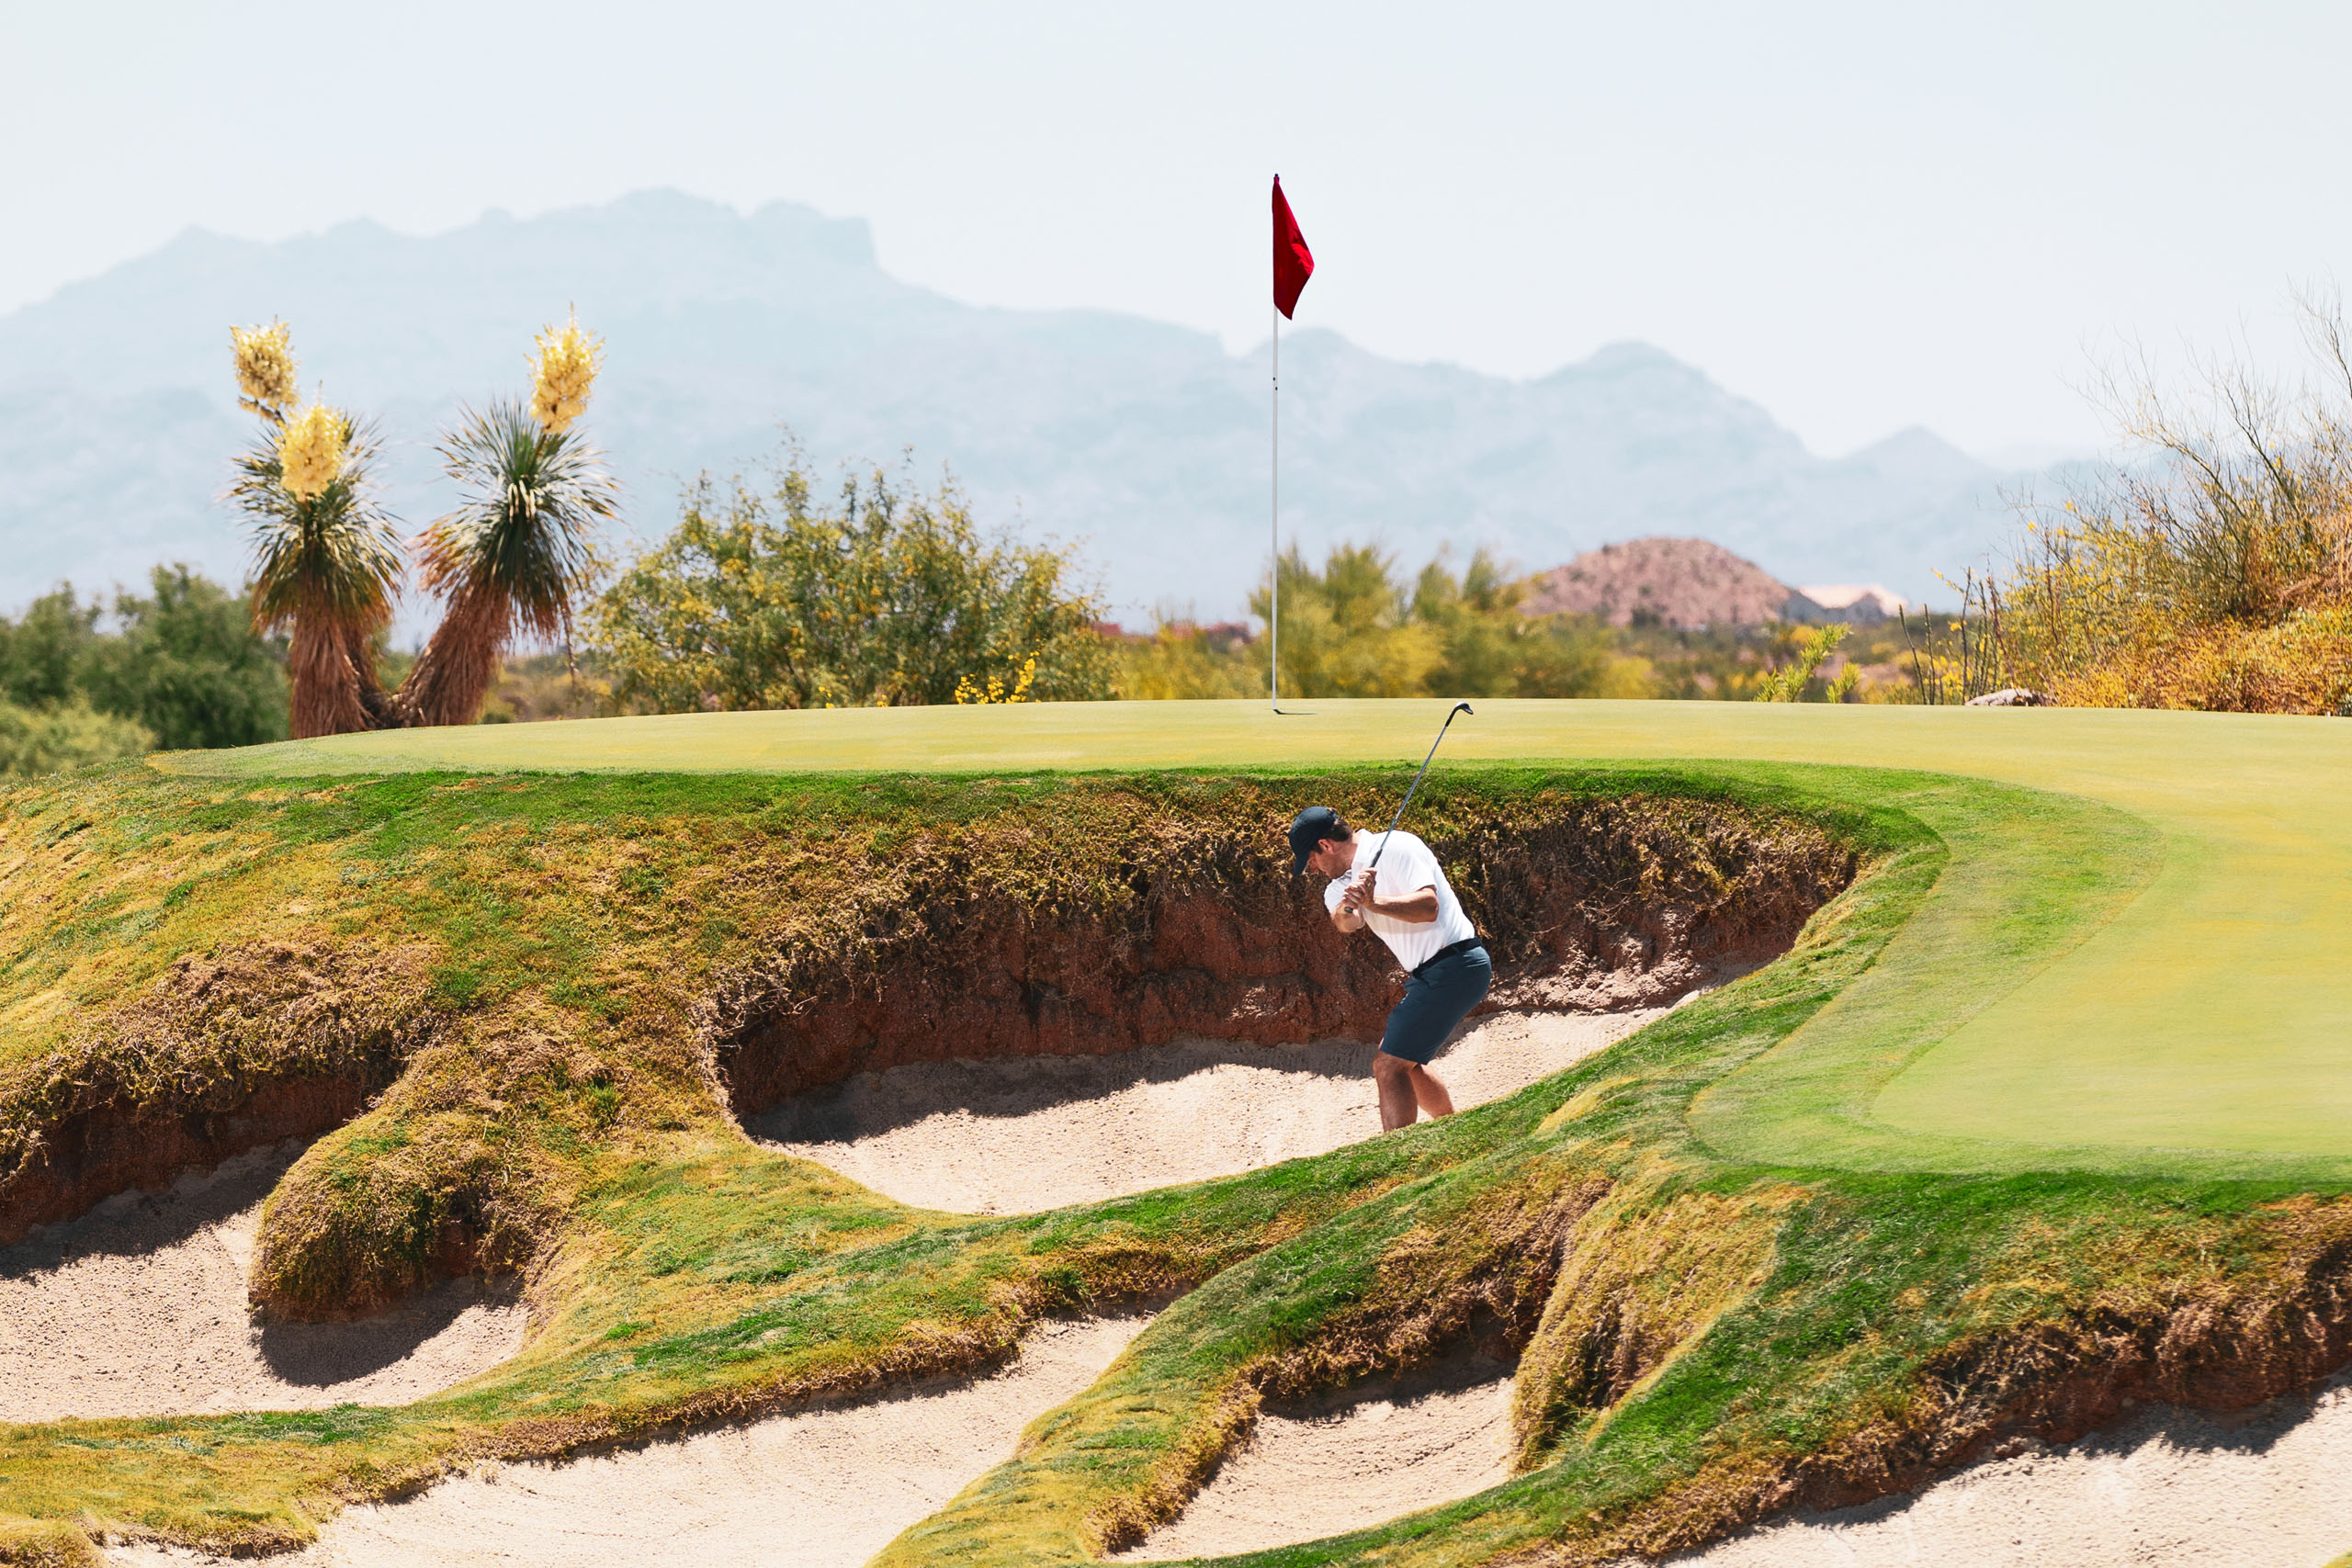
1273 176 1315 318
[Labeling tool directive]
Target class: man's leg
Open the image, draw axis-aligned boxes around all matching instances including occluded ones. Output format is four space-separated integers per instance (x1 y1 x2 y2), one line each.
1374 951 1487 1131
1373 1051 1422 1131
1405 1062 1453 1118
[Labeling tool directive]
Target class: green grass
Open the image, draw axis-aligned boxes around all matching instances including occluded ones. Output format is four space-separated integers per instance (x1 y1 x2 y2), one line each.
0 700 2343 1562
167 699 2352 1172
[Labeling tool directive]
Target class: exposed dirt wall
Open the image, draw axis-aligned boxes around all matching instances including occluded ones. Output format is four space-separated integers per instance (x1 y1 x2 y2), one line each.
713 794 1854 1123
0 943 439 1246
0 784 1853 1322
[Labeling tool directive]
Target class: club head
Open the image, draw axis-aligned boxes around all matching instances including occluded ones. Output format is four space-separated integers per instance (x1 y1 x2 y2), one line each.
1452 702 1474 717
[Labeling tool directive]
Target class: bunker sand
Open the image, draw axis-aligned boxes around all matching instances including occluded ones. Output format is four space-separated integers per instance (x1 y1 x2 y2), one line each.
79 1010 1637 1560
1116 1347 1517 1561
752 1006 1670 1214
1657 1371 2352 1567
1 1143 522 1425
106 1315 1150 1568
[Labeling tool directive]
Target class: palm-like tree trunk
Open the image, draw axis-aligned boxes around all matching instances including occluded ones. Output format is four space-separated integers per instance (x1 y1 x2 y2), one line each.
288 618 376 739
394 587 503 729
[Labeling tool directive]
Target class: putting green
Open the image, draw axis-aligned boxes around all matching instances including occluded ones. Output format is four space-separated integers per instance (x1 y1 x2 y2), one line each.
165 699 2352 1177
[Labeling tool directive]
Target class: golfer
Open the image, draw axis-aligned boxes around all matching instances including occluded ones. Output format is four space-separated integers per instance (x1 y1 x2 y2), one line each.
1288 806 1492 1131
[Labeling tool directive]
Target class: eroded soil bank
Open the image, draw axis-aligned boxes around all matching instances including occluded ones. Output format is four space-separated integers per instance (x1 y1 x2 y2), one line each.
1115 1345 1518 1562
712 794 1847 1120
12 761 2352 1568
0 944 438 1248
1 762 1948 1567
1 781 1850 1325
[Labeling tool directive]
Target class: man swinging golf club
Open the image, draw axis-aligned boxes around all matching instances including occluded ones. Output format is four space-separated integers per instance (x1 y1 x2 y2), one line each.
1287 705 1490 1131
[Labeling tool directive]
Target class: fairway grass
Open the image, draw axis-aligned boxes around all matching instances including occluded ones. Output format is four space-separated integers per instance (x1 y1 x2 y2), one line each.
166 699 2352 1175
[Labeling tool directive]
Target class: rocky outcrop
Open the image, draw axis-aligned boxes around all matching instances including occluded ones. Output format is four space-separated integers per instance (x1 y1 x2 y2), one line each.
1521 538 1797 630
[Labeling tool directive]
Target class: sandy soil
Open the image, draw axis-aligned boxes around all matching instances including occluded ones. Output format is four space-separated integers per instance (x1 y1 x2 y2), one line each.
33 995 2352 1567
0 1142 525 1425
1115 1348 1516 1561
1651 1371 2352 1568
107 1314 1150 1568
752 1006 1668 1214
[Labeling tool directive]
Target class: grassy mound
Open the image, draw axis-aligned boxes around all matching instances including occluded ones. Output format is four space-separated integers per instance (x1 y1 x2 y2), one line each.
1 699 2347 1562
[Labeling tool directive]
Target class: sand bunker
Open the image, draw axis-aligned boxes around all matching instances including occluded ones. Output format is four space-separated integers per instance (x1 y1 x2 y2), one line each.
107 1314 1149 1568
1655 1371 2352 1567
752 1006 1668 1214
1 1142 524 1425
1116 1348 1516 1561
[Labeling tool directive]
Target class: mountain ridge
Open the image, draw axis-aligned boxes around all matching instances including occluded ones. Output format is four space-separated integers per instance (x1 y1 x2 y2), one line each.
0 189 2050 622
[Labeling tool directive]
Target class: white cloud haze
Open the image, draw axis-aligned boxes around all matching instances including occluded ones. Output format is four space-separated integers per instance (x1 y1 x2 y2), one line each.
6 0 2349 457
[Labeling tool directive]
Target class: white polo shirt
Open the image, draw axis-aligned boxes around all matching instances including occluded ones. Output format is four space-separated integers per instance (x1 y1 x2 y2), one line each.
1322 830 1477 973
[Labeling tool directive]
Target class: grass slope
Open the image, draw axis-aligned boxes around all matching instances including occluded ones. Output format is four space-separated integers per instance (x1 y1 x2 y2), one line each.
0 701 2342 1562
0 758 1852 1556
175 699 2352 1171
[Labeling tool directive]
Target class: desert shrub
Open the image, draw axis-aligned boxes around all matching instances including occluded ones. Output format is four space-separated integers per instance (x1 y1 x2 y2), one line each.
1113 620 1263 700
0 567 287 751
1412 549 1653 698
588 460 1114 709
1753 623 1859 703
1909 297 2352 712
1253 543 1446 698
0 589 100 709
1122 543 1657 701
0 699 153 777
474 651 621 723
79 567 289 747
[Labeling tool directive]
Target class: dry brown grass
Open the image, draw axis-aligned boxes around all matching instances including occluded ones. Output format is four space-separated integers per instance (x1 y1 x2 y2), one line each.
1511 1185 1797 1468
0 1517 103 1568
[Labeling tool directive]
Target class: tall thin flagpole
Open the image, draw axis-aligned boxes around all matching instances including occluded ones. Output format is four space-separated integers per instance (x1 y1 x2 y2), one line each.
1271 299 1280 712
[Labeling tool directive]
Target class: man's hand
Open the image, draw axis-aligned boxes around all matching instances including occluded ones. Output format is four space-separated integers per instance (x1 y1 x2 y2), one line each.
1335 871 1440 927
1329 867 1374 932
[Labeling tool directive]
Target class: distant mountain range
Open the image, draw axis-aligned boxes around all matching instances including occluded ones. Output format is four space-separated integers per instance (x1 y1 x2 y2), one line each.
0 189 2072 626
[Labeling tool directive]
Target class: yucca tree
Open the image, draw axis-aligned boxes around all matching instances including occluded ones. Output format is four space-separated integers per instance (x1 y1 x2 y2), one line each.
395 318 618 727
223 325 404 739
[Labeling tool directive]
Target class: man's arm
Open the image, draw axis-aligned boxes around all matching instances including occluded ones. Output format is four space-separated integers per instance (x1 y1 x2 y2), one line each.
1336 872 1440 926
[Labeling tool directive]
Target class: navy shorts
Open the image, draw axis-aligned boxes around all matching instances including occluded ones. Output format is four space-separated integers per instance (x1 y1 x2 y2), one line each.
1379 944 1493 1065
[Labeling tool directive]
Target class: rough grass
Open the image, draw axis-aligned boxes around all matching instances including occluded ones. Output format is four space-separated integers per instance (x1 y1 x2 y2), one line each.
165 698 2352 1168
879 775 2352 1568
0 757 1856 1556
3 740 2348 1565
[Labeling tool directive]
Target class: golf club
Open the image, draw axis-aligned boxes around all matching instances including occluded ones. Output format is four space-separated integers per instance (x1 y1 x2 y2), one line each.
1365 702 1474 874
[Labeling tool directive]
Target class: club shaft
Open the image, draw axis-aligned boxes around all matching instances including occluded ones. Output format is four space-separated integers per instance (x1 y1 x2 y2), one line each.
1367 705 1470 873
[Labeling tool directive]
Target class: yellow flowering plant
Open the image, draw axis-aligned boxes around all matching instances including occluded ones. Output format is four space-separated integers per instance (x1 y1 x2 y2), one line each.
276 403 348 502
230 320 299 420
529 313 603 434
954 654 1041 705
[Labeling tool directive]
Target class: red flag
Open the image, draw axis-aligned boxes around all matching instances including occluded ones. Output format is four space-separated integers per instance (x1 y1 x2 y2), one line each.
1272 176 1315 319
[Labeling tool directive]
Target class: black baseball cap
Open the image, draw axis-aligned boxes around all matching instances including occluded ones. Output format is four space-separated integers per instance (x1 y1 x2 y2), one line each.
1288 806 1345 876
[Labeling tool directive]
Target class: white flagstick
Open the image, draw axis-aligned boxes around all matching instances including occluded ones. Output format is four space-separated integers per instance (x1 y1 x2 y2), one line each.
1270 295 1281 712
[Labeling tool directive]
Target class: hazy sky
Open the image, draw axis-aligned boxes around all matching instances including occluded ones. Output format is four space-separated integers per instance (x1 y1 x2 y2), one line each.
7 0 2350 457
